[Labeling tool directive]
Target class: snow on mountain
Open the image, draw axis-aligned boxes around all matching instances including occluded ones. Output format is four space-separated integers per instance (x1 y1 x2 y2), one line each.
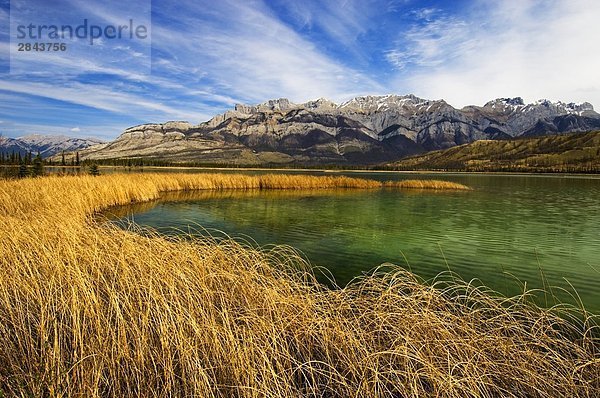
0 134 104 157
65 94 600 165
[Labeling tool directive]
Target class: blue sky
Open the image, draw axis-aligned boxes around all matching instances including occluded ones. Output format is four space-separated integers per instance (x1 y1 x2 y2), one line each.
1 0 599 140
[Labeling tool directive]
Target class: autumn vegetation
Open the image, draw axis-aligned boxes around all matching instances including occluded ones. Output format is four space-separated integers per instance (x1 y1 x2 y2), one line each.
389 130 600 173
0 173 598 397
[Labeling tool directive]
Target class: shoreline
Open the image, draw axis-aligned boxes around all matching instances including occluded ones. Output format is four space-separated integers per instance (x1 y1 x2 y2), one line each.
4 163 600 179
38 164 600 179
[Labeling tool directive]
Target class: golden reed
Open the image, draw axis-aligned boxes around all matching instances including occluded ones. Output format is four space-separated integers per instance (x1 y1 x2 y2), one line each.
0 173 597 397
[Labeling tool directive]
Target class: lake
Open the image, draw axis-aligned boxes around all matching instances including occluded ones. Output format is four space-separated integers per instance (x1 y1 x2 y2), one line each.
106 171 600 312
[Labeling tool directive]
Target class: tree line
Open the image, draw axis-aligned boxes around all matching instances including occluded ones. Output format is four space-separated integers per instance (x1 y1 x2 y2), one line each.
0 150 80 166
0 151 45 178
0 151 34 165
0 151 99 178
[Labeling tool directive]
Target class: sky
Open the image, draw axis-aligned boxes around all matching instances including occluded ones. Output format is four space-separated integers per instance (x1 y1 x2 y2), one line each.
0 0 599 140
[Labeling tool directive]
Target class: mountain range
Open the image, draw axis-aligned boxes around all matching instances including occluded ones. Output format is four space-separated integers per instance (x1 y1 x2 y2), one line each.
8 94 600 166
0 134 104 158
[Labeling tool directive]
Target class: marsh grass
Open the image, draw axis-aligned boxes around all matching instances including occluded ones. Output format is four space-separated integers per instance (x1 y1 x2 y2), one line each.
384 179 472 190
0 173 598 397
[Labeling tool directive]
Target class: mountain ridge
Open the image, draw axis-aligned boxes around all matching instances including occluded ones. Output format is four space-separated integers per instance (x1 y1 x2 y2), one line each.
72 94 600 165
0 134 104 158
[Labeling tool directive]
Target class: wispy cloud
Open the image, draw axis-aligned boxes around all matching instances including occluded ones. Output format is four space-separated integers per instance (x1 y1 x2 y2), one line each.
385 8 475 70
390 0 600 107
0 80 211 120
65 0 151 26
151 0 382 103
268 0 376 57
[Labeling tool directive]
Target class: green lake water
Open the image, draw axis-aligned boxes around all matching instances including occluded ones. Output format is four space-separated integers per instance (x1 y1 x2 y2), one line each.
108 172 600 312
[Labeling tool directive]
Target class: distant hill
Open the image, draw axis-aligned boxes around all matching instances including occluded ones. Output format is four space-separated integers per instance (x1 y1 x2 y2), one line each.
386 131 600 173
77 95 600 166
0 134 104 158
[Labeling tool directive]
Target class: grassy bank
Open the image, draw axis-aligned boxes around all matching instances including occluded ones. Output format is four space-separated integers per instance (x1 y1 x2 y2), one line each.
387 130 600 173
0 173 597 397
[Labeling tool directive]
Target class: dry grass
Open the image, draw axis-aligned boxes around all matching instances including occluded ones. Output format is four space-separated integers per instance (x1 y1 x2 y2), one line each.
0 173 598 397
384 179 472 190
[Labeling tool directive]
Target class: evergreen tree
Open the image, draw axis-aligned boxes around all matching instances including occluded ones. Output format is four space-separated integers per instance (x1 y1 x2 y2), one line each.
18 163 29 178
32 153 44 177
26 151 32 165
75 152 80 166
61 151 66 166
89 164 100 176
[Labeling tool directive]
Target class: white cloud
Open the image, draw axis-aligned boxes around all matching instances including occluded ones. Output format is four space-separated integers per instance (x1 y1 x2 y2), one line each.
65 0 151 27
151 0 382 104
275 0 376 59
70 127 81 132
391 0 600 108
411 7 441 21
0 79 213 123
386 10 475 70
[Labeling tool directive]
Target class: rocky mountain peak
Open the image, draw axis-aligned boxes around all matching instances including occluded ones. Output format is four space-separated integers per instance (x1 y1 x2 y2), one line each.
564 101 594 113
523 99 597 116
505 97 525 106
535 99 552 107
258 98 294 112
338 94 431 113
303 98 337 110
124 121 192 133
234 98 296 114
483 97 526 109
499 97 525 106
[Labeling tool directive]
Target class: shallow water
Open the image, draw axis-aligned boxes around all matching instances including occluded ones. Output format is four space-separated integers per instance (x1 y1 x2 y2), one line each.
108 172 600 312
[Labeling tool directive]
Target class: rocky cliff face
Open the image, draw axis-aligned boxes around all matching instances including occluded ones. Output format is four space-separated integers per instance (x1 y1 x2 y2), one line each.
80 95 600 165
